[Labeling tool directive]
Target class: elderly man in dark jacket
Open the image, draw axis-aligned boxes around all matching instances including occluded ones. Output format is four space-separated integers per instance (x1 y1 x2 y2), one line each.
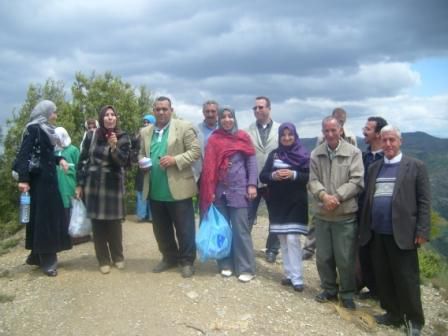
359 125 430 336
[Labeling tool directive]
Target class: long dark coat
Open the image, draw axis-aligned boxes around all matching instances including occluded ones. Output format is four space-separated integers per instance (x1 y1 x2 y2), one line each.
76 130 131 220
259 150 309 235
16 124 72 253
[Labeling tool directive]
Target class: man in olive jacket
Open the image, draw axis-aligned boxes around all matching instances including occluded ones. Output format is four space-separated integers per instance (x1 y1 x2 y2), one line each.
359 125 430 335
308 116 364 310
139 96 200 278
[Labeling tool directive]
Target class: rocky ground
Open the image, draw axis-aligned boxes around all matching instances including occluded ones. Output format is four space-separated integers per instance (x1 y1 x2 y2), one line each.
0 216 447 336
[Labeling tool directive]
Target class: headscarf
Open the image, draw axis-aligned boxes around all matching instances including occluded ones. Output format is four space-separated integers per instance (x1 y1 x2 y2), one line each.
84 119 99 130
25 100 58 145
54 127 72 151
217 107 238 134
143 114 155 124
277 122 310 168
199 107 255 213
97 105 121 141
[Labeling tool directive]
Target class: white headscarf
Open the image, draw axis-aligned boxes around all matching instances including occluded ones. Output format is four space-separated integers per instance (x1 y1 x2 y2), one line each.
25 100 58 145
54 127 72 151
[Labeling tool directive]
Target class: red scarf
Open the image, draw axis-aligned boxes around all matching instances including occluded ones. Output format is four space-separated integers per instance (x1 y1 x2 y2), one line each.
200 129 255 213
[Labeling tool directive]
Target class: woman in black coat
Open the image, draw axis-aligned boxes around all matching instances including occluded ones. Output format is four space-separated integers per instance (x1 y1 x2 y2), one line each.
76 105 131 274
259 122 310 291
16 100 72 276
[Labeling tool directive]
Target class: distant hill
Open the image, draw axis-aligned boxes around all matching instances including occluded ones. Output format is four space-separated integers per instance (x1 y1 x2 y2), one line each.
302 132 448 257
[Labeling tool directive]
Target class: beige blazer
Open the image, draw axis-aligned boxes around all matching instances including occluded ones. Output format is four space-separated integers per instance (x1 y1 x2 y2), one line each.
139 118 200 201
246 120 280 187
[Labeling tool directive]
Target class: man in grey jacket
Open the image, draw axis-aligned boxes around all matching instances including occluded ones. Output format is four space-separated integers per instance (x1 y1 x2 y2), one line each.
246 96 280 263
308 116 364 309
359 125 430 335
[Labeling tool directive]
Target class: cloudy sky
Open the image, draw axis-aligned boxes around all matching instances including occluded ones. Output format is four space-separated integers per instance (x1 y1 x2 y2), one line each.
1 0 447 138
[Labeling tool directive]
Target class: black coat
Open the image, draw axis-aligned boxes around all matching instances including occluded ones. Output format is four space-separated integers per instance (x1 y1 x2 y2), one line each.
259 150 309 234
16 124 72 253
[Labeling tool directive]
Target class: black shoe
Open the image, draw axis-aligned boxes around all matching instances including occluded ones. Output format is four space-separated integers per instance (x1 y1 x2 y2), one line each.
180 265 194 278
405 320 423 336
293 284 304 292
265 252 276 263
341 298 356 310
302 250 314 260
315 291 338 303
152 260 177 273
374 313 403 327
42 268 58 277
281 278 292 286
25 253 40 266
358 290 378 300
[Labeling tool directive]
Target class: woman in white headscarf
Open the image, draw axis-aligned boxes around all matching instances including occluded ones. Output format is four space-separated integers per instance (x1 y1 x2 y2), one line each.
16 100 72 277
54 127 84 243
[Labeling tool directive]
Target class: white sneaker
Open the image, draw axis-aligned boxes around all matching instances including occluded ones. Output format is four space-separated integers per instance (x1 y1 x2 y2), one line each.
238 273 254 283
100 265 111 274
115 261 125 270
221 269 233 277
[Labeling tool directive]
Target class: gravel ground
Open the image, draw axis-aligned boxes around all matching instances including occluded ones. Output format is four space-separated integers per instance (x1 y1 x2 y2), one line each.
0 216 447 336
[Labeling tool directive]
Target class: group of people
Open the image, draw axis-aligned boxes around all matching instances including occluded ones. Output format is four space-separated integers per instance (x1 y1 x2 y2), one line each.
15 96 430 335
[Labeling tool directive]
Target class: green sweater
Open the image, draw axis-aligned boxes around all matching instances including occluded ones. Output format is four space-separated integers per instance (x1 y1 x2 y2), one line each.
56 145 80 208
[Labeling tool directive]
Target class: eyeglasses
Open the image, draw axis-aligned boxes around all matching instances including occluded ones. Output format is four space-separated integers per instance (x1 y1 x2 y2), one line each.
252 106 265 111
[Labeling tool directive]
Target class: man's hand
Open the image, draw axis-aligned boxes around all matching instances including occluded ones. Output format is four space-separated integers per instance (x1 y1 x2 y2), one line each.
415 236 427 246
159 155 176 168
322 193 340 211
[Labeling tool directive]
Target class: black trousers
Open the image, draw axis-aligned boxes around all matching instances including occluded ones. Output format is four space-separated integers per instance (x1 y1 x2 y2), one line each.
358 241 377 293
370 232 424 325
91 219 124 266
150 198 196 266
248 187 280 254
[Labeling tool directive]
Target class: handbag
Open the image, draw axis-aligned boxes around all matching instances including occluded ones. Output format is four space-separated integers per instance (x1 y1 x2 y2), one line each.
11 128 41 180
195 204 232 262
69 198 92 237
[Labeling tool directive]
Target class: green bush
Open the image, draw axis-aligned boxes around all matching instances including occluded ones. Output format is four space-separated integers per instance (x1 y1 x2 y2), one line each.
419 247 443 279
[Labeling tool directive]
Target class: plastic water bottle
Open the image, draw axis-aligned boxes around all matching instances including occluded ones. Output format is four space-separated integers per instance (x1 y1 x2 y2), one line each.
20 191 31 224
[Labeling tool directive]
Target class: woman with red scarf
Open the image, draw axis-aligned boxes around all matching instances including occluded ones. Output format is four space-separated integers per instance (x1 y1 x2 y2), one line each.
200 107 258 283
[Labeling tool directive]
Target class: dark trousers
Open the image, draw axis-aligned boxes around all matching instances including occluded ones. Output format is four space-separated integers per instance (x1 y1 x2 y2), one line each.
248 187 280 254
358 241 377 293
91 219 124 266
150 198 196 266
370 232 424 325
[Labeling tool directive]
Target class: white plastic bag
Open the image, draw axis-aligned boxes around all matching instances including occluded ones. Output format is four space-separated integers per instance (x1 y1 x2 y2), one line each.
69 198 92 237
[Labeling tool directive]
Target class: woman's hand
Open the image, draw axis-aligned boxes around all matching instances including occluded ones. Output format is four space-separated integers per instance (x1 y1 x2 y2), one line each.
18 182 30 193
107 132 118 150
59 159 69 173
246 185 257 200
75 186 83 199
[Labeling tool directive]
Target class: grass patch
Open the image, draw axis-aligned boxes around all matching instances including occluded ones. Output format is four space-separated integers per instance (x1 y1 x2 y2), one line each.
0 293 15 303
0 237 20 256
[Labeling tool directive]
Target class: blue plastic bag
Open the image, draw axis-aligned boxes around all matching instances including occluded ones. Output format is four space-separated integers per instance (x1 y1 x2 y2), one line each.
196 204 232 262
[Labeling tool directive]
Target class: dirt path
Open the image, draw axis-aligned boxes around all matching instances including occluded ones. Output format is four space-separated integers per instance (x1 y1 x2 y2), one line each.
0 217 447 336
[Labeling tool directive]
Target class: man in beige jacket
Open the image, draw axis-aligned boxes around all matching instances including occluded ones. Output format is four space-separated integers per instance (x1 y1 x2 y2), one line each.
308 116 364 309
139 96 200 278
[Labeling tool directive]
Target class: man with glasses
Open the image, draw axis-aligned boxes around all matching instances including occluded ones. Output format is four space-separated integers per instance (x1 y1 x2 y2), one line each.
247 96 280 263
139 96 201 278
